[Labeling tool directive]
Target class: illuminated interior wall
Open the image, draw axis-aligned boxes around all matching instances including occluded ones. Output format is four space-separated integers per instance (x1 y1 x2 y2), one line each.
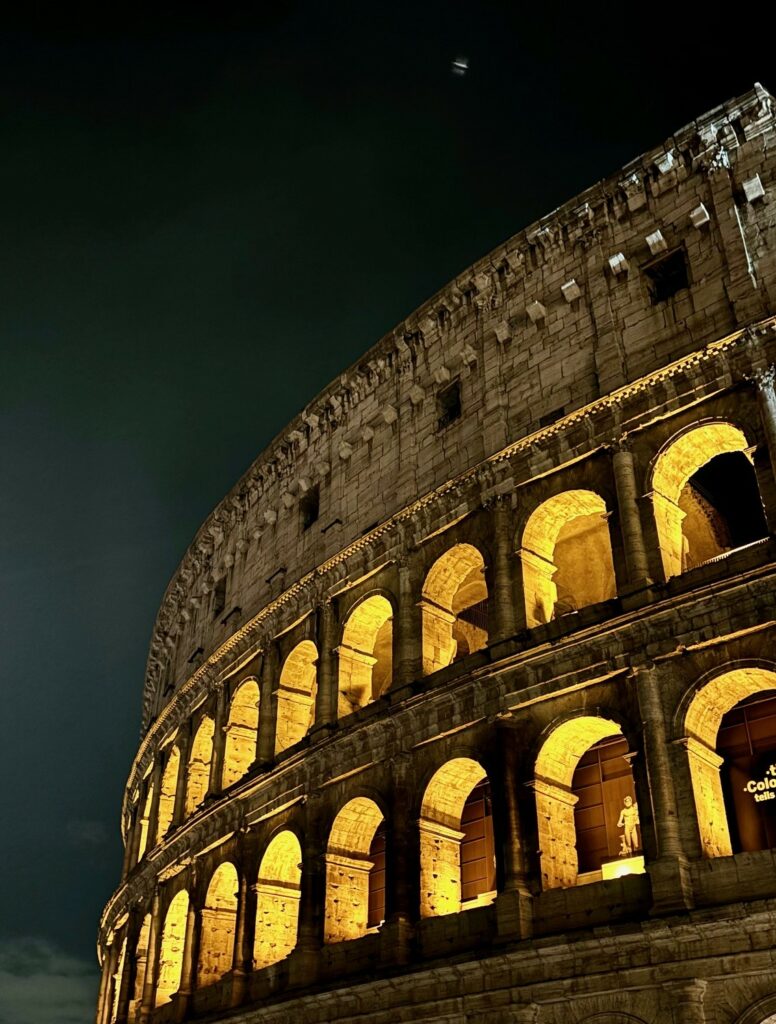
155 889 189 1007
520 490 615 628
128 912 150 1024
198 862 239 989
338 595 393 716
275 641 317 755
109 934 126 1024
421 544 488 675
419 758 487 917
685 667 776 858
156 746 179 839
324 797 384 943
651 421 751 579
254 830 302 968
534 717 622 889
222 679 260 789
136 779 155 863
185 716 214 816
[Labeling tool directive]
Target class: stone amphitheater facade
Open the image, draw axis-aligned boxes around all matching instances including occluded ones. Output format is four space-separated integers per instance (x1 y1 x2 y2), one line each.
97 84 776 1024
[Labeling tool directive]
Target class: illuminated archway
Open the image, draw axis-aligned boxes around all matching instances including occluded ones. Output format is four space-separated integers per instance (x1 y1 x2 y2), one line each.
155 889 188 1007
128 912 150 1023
338 595 393 716
275 641 317 754
534 717 642 888
684 667 776 858
324 797 385 943
419 757 495 917
156 746 179 839
197 862 238 988
254 831 302 968
421 544 488 675
222 680 260 789
520 490 616 628
185 717 214 816
651 421 765 579
136 778 155 862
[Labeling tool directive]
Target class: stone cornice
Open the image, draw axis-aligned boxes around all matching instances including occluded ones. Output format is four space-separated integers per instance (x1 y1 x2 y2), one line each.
140 84 776 729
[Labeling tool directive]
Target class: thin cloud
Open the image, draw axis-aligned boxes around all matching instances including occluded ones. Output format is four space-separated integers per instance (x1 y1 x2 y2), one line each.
0 937 97 1024
65 819 108 849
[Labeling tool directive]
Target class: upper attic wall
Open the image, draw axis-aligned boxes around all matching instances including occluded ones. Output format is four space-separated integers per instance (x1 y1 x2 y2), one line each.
141 83 776 729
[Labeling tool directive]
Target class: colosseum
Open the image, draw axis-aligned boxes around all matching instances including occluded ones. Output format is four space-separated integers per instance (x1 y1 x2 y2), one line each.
97 83 776 1024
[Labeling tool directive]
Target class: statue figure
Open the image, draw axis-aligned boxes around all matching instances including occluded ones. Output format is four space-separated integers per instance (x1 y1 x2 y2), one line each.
617 795 640 856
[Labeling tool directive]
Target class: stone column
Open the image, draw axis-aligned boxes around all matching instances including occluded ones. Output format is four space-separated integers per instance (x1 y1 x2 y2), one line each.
256 646 278 765
145 761 163 851
97 939 119 1024
115 912 141 1024
231 870 255 1007
755 365 776 485
174 901 200 1023
383 755 415 965
122 806 139 879
636 664 693 911
491 498 519 642
612 442 652 588
289 832 324 988
496 726 533 939
138 890 161 1024
171 731 190 830
314 599 339 727
665 979 708 1024
207 687 228 798
395 561 423 688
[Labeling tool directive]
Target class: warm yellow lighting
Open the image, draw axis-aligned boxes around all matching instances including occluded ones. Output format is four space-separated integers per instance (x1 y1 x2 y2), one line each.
601 855 645 880
520 490 615 628
198 862 238 988
109 935 126 1024
156 747 179 839
338 595 393 716
422 544 487 675
275 640 317 754
254 830 302 968
324 797 383 943
156 889 188 1006
222 679 260 789
136 781 154 862
185 717 214 816
128 913 150 1023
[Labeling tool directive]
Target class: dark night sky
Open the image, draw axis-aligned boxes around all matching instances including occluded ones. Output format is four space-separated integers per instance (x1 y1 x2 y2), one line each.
0 6 772 1021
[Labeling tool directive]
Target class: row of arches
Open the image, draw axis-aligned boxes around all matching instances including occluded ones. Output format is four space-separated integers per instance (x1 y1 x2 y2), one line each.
110 664 776 1022
131 418 772 866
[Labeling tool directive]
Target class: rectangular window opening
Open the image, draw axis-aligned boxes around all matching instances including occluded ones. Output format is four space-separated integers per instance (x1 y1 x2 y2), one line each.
300 485 320 531
437 379 462 430
212 576 227 620
644 248 689 303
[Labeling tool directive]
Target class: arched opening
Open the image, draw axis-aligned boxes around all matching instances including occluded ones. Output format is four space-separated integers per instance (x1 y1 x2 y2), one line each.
185 717 214 816
128 913 150 1023
324 797 385 943
222 680 260 789
198 862 238 988
109 934 127 1024
338 595 393 716
275 641 317 754
156 746 179 839
421 544 488 675
520 490 616 628
136 779 155 863
534 717 643 889
685 667 776 858
652 422 767 579
254 831 302 969
155 889 188 1006
419 758 495 917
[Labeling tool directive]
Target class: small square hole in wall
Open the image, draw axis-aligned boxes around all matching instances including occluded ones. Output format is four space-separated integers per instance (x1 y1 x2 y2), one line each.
300 485 320 531
212 576 226 620
643 248 689 303
437 379 462 429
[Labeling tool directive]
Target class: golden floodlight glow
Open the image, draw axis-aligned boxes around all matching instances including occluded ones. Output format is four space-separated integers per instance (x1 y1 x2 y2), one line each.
254 830 302 968
419 757 487 918
685 667 776 858
185 716 214 816
651 421 750 579
534 716 622 889
198 862 239 988
222 679 260 789
338 595 393 716
155 889 188 1007
156 746 179 839
520 489 615 628
601 855 645 881
324 797 384 943
275 640 317 755
421 544 488 675
128 912 150 1023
